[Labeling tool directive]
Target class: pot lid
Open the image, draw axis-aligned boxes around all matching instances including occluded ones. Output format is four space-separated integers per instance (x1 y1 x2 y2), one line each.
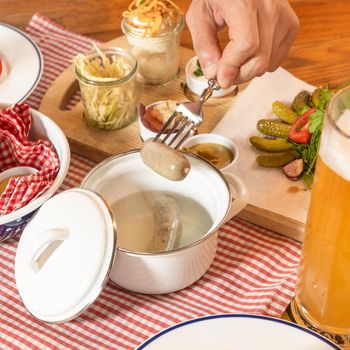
15 188 117 323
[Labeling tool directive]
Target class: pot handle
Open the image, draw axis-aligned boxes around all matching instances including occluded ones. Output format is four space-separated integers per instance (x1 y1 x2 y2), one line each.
222 172 249 222
28 228 70 272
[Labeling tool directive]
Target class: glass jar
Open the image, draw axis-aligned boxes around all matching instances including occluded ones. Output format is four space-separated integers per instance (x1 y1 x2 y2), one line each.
122 14 184 86
75 47 138 131
290 86 350 347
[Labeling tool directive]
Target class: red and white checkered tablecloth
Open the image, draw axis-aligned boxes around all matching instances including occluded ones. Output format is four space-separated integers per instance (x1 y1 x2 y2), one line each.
0 13 302 350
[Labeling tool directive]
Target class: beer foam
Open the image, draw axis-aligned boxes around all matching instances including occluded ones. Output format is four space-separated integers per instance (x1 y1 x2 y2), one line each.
336 109 350 134
320 109 350 181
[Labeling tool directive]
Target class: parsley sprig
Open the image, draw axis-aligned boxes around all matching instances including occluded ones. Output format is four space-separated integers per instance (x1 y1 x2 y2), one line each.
193 59 204 77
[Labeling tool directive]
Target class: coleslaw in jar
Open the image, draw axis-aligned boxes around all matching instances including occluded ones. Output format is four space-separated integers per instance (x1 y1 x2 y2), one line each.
74 46 138 130
122 0 184 85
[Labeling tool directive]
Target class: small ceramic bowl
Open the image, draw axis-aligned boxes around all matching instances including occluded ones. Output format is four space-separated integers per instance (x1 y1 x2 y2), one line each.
138 100 179 141
0 167 38 217
0 166 37 184
185 56 237 98
181 133 238 173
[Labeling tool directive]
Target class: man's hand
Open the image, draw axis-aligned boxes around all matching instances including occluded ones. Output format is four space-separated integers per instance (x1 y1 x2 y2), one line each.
186 0 300 88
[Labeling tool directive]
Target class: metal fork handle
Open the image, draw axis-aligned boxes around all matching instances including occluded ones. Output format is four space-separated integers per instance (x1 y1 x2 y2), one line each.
199 79 221 103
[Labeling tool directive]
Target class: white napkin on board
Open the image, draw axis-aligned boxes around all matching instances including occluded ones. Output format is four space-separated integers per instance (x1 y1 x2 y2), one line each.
213 67 315 225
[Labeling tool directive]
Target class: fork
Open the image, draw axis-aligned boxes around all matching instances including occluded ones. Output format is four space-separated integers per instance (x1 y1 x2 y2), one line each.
153 79 221 149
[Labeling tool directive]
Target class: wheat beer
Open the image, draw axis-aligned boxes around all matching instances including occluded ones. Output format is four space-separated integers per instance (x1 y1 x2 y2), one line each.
291 87 350 345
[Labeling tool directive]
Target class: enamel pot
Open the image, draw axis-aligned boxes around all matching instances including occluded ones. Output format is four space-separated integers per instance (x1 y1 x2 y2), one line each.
15 150 248 323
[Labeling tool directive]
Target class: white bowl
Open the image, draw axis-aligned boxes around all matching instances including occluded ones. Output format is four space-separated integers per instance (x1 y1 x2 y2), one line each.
181 133 239 173
138 100 179 141
185 56 237 98
0 104 70 241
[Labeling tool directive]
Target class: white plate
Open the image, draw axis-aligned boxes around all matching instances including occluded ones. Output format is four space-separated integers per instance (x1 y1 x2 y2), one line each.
137 314 341 350
0 23 43 103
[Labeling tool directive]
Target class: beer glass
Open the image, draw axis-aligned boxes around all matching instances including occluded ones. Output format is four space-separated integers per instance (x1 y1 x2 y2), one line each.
291 86 350 347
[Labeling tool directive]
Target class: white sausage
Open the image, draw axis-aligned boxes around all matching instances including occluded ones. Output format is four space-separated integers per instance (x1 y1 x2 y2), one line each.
149 195 182 252
140 140 190 181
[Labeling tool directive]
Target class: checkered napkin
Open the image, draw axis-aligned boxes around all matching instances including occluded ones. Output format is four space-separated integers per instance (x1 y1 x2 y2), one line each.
0 103 60 215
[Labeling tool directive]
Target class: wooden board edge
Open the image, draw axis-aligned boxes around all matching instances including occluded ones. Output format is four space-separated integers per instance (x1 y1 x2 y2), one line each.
236 204 305 242
69 138 115 163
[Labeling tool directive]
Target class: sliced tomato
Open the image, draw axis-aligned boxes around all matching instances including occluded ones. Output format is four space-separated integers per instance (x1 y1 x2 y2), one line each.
0 58 2 77
288 108 315 144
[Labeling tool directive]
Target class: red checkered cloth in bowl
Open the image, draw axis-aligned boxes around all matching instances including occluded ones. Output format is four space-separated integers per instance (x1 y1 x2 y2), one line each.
0 103 60 215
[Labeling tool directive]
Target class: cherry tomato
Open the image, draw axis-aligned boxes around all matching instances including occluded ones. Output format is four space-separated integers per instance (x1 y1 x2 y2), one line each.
288 108 315 144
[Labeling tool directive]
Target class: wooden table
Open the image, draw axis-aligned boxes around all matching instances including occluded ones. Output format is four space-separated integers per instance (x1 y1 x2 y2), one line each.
2 0 350 88
0 0 348 328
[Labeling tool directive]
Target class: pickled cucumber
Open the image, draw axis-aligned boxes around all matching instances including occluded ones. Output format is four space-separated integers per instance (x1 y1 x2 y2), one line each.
250 136 293 152
292 90 311 114
272 101 297 124
256 150 297 168
311 87 332 110
257 119 290 138
311 88 322 109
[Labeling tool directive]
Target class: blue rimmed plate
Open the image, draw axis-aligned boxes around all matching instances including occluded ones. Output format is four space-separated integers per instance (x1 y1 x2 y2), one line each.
137 314 341 350
0 23 43 103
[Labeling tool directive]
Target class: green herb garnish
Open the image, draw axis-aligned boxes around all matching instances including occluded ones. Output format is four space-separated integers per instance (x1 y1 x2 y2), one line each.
292 127 322 188
314 88 332 111
309 109 323 133
292 87 332 187
193 59 204 77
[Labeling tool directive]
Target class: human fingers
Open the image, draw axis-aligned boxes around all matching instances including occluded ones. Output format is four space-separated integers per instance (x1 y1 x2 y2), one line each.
225 0 299 85
216 3 260 88
235 5 276 84
186 0 222 79
268 14 300 71
233 30 299 85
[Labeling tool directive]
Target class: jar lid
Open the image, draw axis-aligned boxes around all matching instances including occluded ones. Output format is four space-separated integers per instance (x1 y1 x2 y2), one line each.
15 188 117 323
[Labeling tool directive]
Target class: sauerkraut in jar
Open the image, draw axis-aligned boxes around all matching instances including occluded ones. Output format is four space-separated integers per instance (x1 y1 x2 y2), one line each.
122 0 184 85
74 46 138 130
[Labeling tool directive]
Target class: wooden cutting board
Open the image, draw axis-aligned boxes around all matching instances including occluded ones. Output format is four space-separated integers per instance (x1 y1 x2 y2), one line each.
39 36 237 162
40 36 306 242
